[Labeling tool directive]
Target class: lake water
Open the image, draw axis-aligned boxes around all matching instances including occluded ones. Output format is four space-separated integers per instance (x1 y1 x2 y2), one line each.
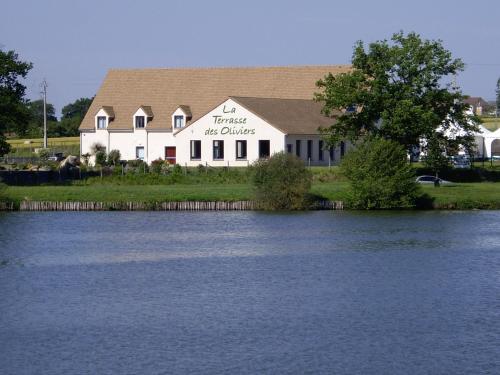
0 211 499 374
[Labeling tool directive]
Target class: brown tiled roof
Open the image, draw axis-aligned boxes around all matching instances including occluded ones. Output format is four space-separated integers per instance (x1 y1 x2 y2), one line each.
463 97 490 109
79 65 350 131
100 106 115 118
177 105 192 118
230 97 338 135
139 105 154 117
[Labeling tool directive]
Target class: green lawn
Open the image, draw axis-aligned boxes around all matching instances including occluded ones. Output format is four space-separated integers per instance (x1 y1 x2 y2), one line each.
420 183 500 209
480 117 500 131
3 184 253 203
3 181 500 209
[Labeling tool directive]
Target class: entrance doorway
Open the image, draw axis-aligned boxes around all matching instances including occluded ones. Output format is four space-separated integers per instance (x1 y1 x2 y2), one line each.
165 147 176 164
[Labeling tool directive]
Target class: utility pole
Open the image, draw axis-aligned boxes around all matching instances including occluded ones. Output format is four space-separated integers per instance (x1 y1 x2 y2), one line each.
41 79 48 149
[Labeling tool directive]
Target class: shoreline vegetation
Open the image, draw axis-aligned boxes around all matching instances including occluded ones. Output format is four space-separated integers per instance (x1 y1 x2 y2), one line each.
1 181 500 210
1 163 500 211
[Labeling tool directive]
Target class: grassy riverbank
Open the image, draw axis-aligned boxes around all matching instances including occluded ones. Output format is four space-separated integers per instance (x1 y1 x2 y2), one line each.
2 182 500 209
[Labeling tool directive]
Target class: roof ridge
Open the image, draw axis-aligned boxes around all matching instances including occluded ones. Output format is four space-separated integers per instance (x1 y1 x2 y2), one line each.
231 96 318 102
108 64 351 73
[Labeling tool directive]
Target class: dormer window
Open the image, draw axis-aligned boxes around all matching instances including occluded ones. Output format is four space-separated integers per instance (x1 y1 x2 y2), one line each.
132 106 153 130
172 105 191 130
97 116 107 129
95 106 114 129
174 115 184 129
135 116 145 129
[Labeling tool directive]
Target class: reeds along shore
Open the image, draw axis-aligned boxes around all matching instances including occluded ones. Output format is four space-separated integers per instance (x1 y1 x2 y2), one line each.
0 200 344 211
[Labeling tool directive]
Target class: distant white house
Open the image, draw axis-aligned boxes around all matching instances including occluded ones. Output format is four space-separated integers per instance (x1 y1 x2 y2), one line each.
473 125 500 158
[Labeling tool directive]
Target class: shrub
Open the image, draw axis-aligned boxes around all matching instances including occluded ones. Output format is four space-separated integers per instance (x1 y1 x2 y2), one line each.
37 148 50 161
340 138 419 209
252 151 312 210
160 162 171 175
94 150 107 167
128 159 148 173
81 153 91 166
0 179 6 200
150 159 165 174
172 164 183 175
90 142 106 155
107 149 121 166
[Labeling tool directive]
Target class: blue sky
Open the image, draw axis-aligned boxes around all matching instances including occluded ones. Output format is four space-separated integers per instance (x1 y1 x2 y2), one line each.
1 0 499 116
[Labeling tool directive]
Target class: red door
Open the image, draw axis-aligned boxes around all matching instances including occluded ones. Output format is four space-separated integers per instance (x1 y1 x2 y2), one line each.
165 147 176 164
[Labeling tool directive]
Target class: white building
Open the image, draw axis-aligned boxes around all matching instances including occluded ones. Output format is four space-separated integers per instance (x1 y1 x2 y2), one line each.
473 125 500 158
79 65 351 166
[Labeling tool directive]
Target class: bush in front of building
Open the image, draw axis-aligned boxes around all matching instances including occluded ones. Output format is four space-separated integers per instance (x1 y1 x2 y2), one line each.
90 142 106 155
340 138 420 209
252 151 312 210
150 159 167 174
107 149 121 166
94 151 107 167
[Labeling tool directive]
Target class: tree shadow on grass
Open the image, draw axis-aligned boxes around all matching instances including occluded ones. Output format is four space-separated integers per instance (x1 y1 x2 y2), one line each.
415 193 435 209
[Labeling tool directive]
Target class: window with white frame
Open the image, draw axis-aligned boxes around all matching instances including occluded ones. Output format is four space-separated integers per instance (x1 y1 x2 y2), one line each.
97 116 106 129
190 140 201 160
174 115 184 129
213 140 224 160
236 140 247 160
136 146 145 160
135 116 145 129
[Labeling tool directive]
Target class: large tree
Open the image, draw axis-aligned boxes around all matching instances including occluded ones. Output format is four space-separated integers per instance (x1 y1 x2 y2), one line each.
58 97 93 136
315 31 479 156
61 97 93 120
0 49 33 155
25 99 57 137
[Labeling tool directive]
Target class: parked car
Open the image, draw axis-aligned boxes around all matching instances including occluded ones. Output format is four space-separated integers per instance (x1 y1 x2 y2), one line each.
452 157 471 169
415 175 451 185
47 152 65 162
492 154 500 161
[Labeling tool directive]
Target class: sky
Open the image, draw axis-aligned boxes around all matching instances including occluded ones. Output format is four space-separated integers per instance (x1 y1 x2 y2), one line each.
1 0 500 117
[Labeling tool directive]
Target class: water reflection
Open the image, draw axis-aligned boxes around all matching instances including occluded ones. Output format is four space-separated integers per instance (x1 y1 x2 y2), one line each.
0 211 499 374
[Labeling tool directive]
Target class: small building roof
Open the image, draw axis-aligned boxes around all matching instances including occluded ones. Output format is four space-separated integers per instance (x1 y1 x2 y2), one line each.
463 97 489 108
100 106 115 118
177 105 192 118
139 105 154 118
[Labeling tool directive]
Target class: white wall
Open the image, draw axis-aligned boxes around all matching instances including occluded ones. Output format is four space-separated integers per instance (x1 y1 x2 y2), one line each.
148 132 176 161
81 131 108 165
109 131 146 161
81 99 352 167
80 108 112 164
174 98 286 166
284 135 348 166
